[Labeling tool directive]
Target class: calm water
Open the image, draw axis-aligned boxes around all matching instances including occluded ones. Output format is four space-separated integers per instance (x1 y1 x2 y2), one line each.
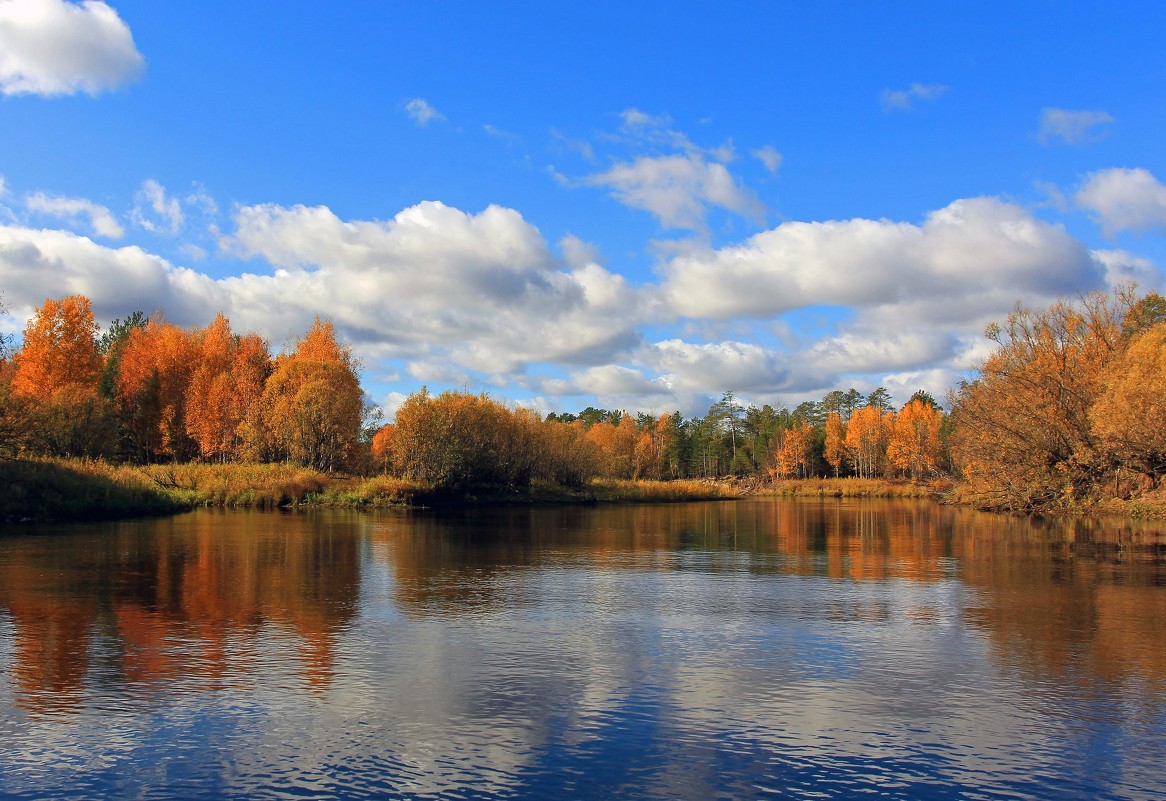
1 499 1164 801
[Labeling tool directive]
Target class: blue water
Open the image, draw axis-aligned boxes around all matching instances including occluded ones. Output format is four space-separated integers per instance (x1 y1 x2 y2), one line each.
1 500 1163 800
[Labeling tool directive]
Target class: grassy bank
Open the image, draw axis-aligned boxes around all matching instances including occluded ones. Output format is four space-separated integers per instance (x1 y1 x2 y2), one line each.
0 458 189 523
1 459 742 523
760 477 952 499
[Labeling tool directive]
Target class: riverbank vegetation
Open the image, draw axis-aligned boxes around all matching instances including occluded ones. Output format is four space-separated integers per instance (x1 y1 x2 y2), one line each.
2 288 1165 520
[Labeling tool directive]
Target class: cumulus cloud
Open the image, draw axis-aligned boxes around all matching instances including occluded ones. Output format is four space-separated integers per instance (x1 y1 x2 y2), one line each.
645 339 791 394
752 145 783 175
0 189 1139 416
1075 167 1166 235
880 83 948 112
405 98 444 126
566 109 764 233
223 200 644 372
1038 108 1115 145
559 234 600 269
24 192 123 238
1091 249 1162 290
804 331 956 375
0 0 144 96
131 179 184 234
659 196 1099 326
0 224 219 323
584 154 764 232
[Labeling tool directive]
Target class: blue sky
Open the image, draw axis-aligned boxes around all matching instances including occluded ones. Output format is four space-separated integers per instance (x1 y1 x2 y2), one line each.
1 1 1164 418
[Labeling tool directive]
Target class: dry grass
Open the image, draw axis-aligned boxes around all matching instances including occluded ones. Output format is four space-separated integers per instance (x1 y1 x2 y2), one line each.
308 474 429 507
590 478 741 502
763 477 951 499
136 462 332 508
0 457 186 522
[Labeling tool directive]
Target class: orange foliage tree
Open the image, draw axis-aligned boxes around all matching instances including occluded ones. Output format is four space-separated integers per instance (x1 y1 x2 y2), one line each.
1090 323 1166 486
260 319 362 471
845 405 889 479
11 296 112 457
776 421 814 478
824 411 846 477
886 399 943 480
949 289 1138 510
185 315 272 462
115 317 198 461
12 296 102 399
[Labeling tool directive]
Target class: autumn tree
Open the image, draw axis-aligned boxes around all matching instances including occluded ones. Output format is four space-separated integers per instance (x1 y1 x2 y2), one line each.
824 411 846 477
585 414 637 479
775 421 813 478
0 297 31 457
260 318 362 471
845 405 889 479
114 317 198 461
183 315 271 463
949 288 1134 511
886 399 943 480
1090 323 1166 487
385 389 550 490
11 296 113 457
12 296 103 399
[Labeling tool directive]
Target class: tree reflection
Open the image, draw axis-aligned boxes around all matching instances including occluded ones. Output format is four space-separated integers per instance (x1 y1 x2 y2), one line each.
0 510 361 716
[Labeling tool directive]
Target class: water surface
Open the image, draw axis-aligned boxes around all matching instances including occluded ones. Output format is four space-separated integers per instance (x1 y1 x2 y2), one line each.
1 499 1164 800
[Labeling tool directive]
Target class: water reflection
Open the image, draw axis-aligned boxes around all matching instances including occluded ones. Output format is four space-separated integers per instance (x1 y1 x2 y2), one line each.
0 510 363 716
1 499 1164 800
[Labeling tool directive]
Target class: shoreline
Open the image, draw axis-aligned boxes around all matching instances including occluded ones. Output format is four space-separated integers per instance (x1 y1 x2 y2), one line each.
4 458 1164 525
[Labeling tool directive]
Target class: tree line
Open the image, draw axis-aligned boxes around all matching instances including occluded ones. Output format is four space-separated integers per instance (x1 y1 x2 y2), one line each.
0 296 366 471
3 288 1165 512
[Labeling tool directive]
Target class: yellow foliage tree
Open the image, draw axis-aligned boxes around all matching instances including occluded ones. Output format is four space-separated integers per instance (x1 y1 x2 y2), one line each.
12 296 112 457
12 296 102 400
1091 323 1166 486
824 411 846 477
845 405 889 479
949 290 1132 510
776 421 813 478
886 399 943 480
261 319 362 472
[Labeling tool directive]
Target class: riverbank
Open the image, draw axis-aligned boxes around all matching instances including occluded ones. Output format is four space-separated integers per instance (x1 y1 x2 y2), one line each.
756 476 951 499
0 459 740 523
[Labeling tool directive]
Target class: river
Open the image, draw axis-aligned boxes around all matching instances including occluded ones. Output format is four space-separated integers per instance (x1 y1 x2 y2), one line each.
1 499 1164 800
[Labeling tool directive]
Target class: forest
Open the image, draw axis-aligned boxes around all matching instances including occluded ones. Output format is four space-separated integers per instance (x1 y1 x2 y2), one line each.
1 287 1164 514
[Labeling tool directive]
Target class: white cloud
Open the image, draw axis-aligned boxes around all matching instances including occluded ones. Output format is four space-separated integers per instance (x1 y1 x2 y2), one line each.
405 97 444 126
1038 108 1115 145
559 234 600 269
880 83 948 112
131 179 184 234
0 188 1139 417
659 196 1098 324
584 154 765 232
752 145 783 175
25 191 124 238
0 0 144 96
804 331 955 375
381 391 409 421
1091 249 1162 290
0 224 220 324
1075 167 1166 235
644 339 791 394
881 369 961 410
224 200 644 372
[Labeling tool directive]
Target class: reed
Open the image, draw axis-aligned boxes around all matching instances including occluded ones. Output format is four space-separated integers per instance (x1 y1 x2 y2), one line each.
0 457 187 522
764 477 950 499
590 478 741 502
